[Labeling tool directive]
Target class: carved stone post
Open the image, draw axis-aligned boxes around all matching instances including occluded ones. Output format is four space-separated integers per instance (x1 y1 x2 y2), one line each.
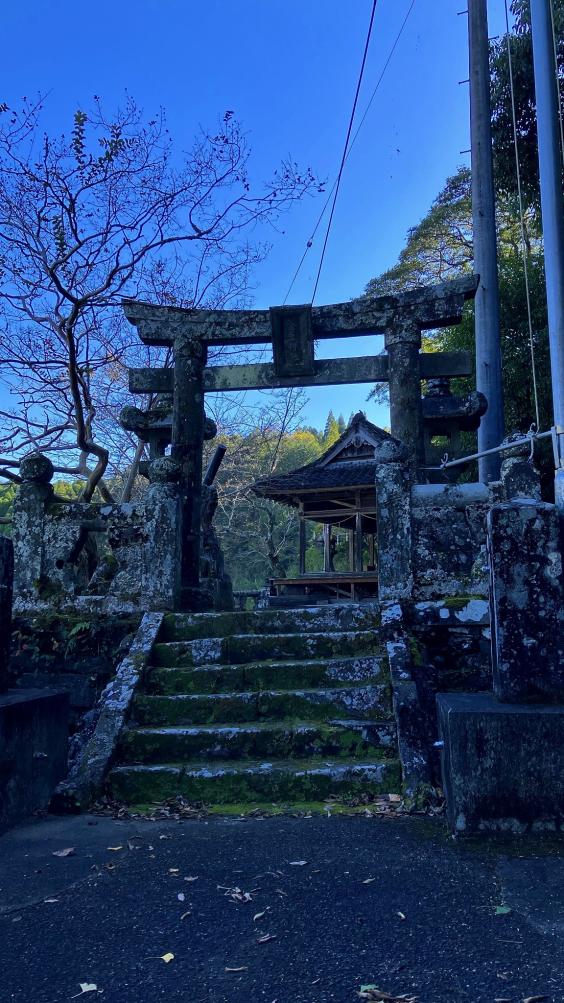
12 452 54 602
172 333 207 609
385 322 425 468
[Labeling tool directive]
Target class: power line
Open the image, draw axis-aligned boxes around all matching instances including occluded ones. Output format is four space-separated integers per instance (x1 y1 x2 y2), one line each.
283 0 417 305
504 0 541 428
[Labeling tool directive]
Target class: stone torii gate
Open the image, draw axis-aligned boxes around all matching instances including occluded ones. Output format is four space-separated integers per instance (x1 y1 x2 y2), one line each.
123 274 478 609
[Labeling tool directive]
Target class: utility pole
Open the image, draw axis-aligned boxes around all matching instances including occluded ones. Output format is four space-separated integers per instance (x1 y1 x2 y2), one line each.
530 0 564 513
468 0 505 482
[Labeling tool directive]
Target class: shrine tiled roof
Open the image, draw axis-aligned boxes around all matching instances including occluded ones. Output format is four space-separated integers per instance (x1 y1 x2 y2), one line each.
252 412 403 502
252 459 379 498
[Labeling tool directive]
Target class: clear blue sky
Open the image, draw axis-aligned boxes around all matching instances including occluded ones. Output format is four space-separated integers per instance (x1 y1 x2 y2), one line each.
3 1 510 432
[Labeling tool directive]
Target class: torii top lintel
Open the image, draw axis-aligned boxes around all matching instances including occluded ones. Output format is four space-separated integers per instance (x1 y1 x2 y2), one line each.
122 274 479 347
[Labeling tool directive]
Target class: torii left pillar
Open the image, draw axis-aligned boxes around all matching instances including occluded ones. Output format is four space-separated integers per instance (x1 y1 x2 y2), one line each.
172 332 207 610
385 322 425 469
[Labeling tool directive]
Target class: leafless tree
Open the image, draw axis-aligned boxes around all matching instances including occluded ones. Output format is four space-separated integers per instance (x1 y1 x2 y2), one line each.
0 95 322 498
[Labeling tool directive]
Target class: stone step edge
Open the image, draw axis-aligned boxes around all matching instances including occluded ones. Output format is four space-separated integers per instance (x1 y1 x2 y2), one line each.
156 629 381 645
136 684 389 702
124 718 396 736
149 655 385 672
109 756 397 778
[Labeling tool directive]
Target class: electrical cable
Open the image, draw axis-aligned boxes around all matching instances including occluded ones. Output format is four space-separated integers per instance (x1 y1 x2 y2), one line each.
283 0 417 305
549 0 564 168
311 0 379 304
504 0 541 429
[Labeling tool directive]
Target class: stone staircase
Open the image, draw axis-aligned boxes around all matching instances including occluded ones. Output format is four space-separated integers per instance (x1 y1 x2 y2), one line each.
107 604 401 810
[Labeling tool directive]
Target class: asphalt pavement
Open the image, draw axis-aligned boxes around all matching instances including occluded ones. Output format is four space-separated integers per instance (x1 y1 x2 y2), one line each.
0 812 563 1003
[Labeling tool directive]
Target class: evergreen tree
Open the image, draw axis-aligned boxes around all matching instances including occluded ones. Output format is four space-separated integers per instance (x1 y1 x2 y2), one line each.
337 413 346 433
323 411 340 447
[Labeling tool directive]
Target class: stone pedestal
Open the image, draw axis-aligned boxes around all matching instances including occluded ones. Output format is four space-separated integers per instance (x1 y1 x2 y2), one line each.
488 500 564 703
438 692 564 833
439 498 564 834
0 689 69 831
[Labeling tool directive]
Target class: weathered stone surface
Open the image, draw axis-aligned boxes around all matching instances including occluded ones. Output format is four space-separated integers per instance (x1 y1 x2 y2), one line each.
501 456 542 501
0 537 13 693
52 613 163 811
19 452 54 484
438 692 564 833
0 689 69 831
11 613 139 724
411 484 499 600
123 274 478 345
108 757 401 805
376 462 413 601
130 351 473 395
107 603 399 809
488 500 564 703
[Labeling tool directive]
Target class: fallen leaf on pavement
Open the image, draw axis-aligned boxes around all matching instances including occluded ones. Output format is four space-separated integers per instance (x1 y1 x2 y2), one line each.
168 868 180 875
495 905 512 916
180 911 191 920
523 997 548 1002
253 911 266 922
397 912 406 921
53 847 75 858
289 860 308 866
160 953 175 963
225 966 248 972
177 893 185 902
184 875 198 882
69 985 99 998
44 898 59 904
256 934 277 944
362 878 376 884
358 988 417 1002
107 846 123 852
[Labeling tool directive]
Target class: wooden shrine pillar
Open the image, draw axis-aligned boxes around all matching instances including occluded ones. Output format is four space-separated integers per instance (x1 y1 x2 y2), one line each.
385 322 425 468
298 512 306 575
323 524 331 573
354 510 363 573
172 332 207 608
368 533 376 571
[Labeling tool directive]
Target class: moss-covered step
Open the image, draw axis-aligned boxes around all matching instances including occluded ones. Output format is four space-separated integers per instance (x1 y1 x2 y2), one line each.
132 684 392 727
146 655 387 695
161 604 379 642
119 719 397 764
152 630 381 668
107 756 401 805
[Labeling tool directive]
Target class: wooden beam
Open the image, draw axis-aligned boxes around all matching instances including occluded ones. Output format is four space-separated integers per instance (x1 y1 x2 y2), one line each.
123 274 479 347
129 350 472 395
